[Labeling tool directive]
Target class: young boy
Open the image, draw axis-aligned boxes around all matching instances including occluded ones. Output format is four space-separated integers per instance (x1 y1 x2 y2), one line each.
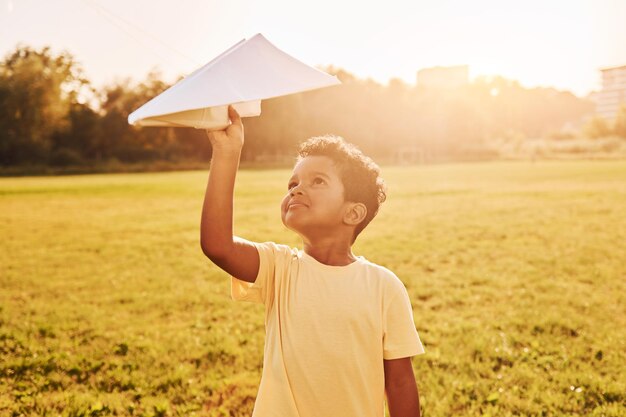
200 106 425 417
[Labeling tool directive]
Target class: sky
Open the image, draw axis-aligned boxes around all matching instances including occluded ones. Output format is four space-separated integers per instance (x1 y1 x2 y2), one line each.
1 0 625 97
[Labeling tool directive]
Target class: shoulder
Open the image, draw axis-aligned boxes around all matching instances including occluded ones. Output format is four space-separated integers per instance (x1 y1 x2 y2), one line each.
360 257 403 282
360 258 410 296
254 241 300 260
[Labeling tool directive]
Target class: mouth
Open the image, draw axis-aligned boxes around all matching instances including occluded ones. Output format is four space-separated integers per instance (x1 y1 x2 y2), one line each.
288 202 308 210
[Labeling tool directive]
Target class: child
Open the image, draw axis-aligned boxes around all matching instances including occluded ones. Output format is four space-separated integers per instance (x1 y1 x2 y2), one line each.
200 106 425 417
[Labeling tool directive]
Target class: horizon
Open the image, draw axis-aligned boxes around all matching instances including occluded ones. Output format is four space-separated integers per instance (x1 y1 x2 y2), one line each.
1 0 625 98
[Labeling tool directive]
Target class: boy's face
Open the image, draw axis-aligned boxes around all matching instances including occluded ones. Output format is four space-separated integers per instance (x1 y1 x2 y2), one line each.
281 156 352 238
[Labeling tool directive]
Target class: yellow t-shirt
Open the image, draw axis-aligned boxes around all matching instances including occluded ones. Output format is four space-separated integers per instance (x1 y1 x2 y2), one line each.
231 241 425 417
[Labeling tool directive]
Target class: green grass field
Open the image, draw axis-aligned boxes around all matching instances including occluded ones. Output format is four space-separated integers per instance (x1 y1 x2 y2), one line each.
1 161 625 417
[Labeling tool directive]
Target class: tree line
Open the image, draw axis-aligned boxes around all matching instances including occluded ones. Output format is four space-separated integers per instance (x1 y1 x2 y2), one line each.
2 45 620 171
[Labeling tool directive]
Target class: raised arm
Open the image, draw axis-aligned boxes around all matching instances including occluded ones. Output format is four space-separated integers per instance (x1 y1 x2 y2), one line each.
200 106 260 283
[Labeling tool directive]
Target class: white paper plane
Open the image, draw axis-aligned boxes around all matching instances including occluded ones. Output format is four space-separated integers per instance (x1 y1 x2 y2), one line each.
128 34 341 130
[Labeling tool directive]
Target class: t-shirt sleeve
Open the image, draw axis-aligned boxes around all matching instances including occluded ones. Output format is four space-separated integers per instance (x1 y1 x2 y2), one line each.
382 279 425 359
230 241 293 305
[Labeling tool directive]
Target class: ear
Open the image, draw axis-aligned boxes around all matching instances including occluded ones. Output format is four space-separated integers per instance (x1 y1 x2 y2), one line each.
343 203 367 226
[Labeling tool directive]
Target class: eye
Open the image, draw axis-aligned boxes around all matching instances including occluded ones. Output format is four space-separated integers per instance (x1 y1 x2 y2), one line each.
288 182 297 190
313 177 326 185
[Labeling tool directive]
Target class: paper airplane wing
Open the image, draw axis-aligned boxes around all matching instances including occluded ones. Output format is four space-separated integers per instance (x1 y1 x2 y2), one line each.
128 34 341 130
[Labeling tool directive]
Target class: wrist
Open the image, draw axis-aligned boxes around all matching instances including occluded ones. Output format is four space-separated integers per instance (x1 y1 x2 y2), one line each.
211 145 242 159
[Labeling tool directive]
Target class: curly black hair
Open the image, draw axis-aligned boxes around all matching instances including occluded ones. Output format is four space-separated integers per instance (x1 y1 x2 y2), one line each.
297 135 387 243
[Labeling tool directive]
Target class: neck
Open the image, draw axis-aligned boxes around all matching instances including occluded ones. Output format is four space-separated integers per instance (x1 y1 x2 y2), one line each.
302 236 356 266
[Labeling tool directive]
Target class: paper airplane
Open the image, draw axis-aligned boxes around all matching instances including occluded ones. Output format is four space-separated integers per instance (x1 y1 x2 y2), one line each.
128 34 341 130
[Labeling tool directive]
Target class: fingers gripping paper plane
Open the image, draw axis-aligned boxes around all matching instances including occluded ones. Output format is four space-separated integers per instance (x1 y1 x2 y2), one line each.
127 34 341 130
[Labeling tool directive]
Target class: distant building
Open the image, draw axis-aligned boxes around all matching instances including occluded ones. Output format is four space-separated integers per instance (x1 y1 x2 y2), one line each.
417 65 469 89
594 65 626 120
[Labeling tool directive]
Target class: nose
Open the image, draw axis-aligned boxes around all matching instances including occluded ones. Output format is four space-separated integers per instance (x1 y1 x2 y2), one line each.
290 185 303 196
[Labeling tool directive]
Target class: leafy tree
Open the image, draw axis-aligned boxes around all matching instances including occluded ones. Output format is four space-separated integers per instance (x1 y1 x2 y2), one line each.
614 104 626 139
0 45 87 164
583 116 612 139
98 72 193 163
50 102 103 165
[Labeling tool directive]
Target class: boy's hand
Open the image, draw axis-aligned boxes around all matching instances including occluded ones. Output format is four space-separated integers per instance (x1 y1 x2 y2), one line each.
206 105 244 154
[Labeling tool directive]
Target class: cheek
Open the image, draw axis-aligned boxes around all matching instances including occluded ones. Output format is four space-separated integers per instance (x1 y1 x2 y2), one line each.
280 196 291 226
280 195 289 212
